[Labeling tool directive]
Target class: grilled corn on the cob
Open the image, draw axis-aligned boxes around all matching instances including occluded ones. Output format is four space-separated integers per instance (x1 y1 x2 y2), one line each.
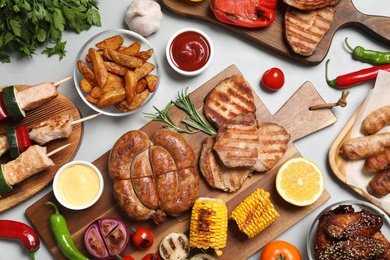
230 188 279 238
189 197 228 256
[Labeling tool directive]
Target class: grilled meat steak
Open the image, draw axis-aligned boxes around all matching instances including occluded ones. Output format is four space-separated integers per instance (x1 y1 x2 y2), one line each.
203 74 256 128
199 136 252 192
283 0 340 10
284 6 335 56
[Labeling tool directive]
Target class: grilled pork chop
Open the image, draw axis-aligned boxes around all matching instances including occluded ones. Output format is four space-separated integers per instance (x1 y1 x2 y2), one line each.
283 0 340 10
199 136 252 192
254 122 290 172
213 112 259 169
284 6 335 56
203 74 256 128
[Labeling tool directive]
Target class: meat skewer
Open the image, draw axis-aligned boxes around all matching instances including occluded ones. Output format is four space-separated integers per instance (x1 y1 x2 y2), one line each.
0 76 72 121
0 113 100 158
0 144 70 195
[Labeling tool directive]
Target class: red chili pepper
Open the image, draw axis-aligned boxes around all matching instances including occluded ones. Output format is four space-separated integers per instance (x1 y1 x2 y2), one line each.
0 92 10 120
16 125 32 153
325 59 390 88
210 0 277 28
0 220 40 260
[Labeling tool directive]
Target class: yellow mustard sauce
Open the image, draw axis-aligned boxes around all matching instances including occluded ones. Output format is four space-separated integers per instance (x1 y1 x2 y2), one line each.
56 164 100 206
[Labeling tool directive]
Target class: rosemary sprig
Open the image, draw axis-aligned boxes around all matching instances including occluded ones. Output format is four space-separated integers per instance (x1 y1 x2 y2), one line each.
144 87 216 135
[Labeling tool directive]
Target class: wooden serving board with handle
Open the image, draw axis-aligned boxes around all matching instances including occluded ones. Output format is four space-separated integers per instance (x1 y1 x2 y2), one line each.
0 92 83 212
26 65 336 259
161 0 390 65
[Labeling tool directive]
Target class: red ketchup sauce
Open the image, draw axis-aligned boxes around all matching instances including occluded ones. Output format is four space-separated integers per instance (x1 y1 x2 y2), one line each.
169 31 211 72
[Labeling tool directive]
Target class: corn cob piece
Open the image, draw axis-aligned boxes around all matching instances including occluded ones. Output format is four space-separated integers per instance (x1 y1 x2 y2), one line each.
189 197 228 256
230 188 280 238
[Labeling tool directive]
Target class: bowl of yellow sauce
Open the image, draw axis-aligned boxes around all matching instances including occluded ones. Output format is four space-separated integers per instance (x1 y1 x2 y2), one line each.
53 160 104 210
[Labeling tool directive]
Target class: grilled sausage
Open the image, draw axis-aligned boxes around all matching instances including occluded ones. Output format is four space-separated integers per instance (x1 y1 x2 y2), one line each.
367 169 390 198
362 105 390 135
364 148 390 173
340 133 390 159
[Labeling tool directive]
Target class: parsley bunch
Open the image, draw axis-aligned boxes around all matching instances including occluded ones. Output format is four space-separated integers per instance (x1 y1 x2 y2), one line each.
0 0 102 63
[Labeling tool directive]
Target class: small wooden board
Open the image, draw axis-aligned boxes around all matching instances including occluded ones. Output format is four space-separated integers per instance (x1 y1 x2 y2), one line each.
162 0 390 65
26 65 336 259
328 101 390 215
0 93 82 212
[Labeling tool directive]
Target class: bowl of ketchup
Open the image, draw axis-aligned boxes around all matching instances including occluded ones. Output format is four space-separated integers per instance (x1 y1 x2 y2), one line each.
166 28 213 76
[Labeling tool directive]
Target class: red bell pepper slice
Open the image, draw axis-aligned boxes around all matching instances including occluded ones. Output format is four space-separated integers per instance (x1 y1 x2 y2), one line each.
16 126 32 153
210 0 277 28
0 93 10 120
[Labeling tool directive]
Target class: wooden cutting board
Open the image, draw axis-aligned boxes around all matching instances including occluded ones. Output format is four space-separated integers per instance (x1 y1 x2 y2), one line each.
26 65 336 259
0 92 83 212
162 0 390 65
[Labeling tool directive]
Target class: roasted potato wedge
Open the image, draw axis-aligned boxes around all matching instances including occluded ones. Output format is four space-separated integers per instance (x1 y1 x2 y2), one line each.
89 48 108 87
107 49 144 69
97 88 126 108
95 35 124 50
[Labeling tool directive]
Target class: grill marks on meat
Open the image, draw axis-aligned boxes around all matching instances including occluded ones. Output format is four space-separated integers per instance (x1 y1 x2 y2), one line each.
199 136 252 192
203 75 256 128
255 123 290 172
29 114 73 145
213 112 259 169
283 0 340 10
16 82 58 111
314 204 390 260
3 145 54 186
284 6 335 56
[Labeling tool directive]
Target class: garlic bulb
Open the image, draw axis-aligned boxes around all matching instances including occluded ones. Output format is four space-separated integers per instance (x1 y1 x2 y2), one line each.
124 0 163 37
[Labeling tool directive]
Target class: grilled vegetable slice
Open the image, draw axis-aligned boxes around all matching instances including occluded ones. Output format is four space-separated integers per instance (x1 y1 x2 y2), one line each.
6 127 20 159
159 232 190 260
189 197 227 256
0 164 12 194
2 86 25 120
230 188 280 238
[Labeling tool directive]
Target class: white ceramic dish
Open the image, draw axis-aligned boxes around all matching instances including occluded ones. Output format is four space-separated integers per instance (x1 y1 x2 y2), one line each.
74 29 160 116
53 160 104 210
307 199 390 259
166 28 213 77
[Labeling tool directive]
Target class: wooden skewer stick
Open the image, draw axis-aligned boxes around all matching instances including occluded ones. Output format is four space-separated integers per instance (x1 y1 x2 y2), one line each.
72 113 101 125
53 76 73 87
48 144 71 157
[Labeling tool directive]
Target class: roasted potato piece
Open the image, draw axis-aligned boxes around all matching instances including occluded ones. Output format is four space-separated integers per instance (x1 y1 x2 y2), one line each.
119 41 141 56
124 70 137 105
104 61 128 76
135 62 155 80
89 48 108 87
79 78 94 93
97 88 126 108
101 82 124 93
85 94 99 105
95 35 124 50
90 86 103 99
77 60 96 85
107 49 144 69
136 78 147 93
137 48 154 61
145 74 158 92
107 72 125 85
129 89 150 110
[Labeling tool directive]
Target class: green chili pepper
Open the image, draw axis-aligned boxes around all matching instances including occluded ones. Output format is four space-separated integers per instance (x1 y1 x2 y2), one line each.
46 201 90 260
345 37 390 65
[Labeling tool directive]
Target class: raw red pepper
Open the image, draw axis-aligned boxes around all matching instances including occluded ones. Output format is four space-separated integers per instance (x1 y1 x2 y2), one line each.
210 0 277 28
16 125 32 153
325 59 390 88
0 92 10 120
0 220 40 260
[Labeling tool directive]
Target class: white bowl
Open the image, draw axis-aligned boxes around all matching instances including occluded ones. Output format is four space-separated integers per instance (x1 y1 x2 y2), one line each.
74 29 160 116
166 28 213 76
53 160 104 210
307 200 390 259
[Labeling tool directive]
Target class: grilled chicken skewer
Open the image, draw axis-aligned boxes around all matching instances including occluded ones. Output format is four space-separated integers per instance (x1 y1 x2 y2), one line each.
0 76 72 121
0 144 70 195
0 113 100 158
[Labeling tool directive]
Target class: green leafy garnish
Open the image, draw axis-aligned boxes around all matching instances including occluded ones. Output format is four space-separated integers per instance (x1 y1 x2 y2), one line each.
144 88 216 135
0 0 102 63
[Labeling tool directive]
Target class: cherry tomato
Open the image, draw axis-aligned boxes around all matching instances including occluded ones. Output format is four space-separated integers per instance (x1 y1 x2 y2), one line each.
261 67 285 91
142 253 161 260
122 256 135 260
132 227 154 249
260 240 302 260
